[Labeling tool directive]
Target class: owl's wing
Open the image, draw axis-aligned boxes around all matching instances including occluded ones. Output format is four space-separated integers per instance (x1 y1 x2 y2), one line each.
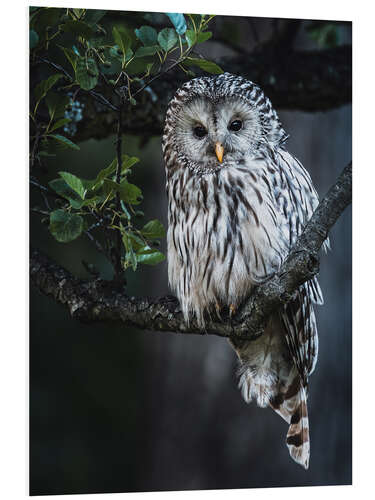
277 149 330 253
280 283 319 385
276 150 327 384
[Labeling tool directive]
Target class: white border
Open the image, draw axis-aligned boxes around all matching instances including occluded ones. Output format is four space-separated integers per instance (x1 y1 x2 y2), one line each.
1 1 370 499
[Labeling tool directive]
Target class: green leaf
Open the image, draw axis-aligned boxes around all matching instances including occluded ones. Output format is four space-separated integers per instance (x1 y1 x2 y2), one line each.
187 14 202 31
89 159 117 190
122 155 139 171
101 179 118 198
49 178 84 209
196 31 212 44
112 26 132 66
45 92 70 120
75 57 98 90
84 9 107 24
35 74 64 100
86 155 139 191
166 13 187 35
99 49 121 75
119 181 142 204
81 195 103 208
136 247 165 265
30 30 39 49
30 8 62 36
185 30 196 48
107 46 133 73
108 45 123 60
158 28 178 52
102 179 142 204
60 46 78 71
54 210 85 239
134 45 160 57
122 232 137 271
72 8 85 19
184 57 223 74
60 19 95 40
49 118 71 132
49 209 84 242
34 74 64 112
141 219 166 239
127 232 145 251
49 134 80 150
126 56 156 76
135 25 158 46
125 56 155 76
58 171 86 199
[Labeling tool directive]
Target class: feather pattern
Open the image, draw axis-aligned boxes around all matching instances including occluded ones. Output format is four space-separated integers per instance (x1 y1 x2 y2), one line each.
163 73 326 469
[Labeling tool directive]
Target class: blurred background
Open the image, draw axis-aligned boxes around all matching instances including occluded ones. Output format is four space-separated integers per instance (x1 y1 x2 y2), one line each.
30 11 352 495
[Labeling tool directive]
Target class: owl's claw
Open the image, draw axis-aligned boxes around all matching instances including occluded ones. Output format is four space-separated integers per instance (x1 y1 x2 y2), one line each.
229 304 237 319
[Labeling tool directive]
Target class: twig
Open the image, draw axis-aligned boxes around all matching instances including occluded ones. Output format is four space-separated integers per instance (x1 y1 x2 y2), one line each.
30 124 42 169
84 230 109 259
31 208 50 216
114 103 124 279
129 47 195 102
87 89 118 112
30 179 112 264
30 177 65 202
68 44 352 142
35 56 118 111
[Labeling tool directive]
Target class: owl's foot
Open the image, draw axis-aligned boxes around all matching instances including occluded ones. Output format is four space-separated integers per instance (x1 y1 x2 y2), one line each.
229 304 237 319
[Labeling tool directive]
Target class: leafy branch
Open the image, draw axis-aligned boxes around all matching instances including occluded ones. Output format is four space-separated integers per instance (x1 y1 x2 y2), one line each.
30 9 223 281
30 163 352 340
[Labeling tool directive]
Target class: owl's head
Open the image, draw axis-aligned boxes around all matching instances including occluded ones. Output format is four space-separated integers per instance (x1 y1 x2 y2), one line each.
163 73 287 174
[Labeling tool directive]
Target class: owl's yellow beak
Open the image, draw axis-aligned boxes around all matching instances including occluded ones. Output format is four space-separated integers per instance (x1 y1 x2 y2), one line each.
215 142 224 163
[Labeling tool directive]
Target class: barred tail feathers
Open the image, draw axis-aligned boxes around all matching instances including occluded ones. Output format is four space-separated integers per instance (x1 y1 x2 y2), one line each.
231 333 311 470
237 362 310 469
271 383 310 470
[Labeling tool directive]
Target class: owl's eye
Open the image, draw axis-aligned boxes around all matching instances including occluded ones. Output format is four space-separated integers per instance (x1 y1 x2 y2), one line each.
193 125 208 138
228 119 243 132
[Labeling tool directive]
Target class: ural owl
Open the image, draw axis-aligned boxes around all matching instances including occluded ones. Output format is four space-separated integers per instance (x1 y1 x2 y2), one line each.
162 73 327 469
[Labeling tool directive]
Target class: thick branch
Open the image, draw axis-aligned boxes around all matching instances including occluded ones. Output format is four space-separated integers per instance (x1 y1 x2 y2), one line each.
235 162 352 338
30 163 352 340
70 45 351 142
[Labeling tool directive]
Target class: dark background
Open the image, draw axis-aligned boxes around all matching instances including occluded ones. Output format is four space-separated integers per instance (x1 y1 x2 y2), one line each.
30 12 352 495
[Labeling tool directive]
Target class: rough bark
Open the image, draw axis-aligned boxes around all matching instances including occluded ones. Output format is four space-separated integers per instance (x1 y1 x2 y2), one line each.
30 163 352 341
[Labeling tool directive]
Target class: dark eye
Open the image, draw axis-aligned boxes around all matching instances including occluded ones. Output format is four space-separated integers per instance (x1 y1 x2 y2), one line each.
228 119 242 132
193 125 207 138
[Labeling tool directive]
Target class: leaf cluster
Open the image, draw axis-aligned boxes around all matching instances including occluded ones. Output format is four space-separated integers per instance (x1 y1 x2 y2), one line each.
29 9 224 278
48 155 166 270
30 9 222 95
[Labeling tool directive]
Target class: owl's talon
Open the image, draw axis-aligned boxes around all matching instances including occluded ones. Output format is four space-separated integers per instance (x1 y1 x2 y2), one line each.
229 304 237 319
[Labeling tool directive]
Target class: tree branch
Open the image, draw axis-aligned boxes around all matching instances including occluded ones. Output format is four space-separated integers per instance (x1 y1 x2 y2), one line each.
30 163 352 340
68 44 351 142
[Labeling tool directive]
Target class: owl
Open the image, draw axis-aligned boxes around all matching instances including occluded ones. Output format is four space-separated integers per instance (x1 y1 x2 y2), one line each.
162 72 327 469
